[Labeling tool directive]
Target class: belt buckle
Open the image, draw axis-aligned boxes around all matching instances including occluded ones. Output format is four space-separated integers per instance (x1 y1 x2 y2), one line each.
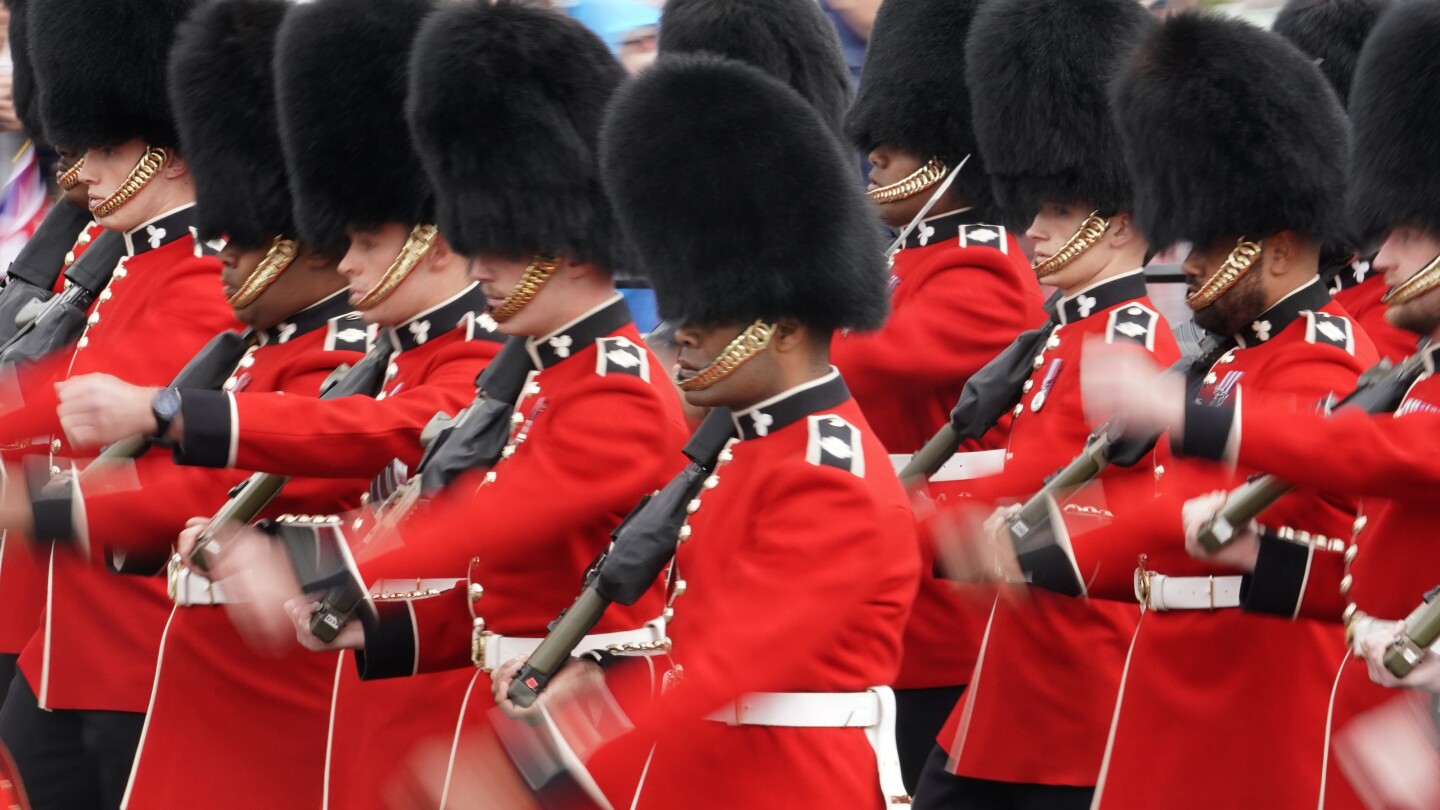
1207 575 1215 611
1134 554 1154 610
471 618 494 672
166 554 182 602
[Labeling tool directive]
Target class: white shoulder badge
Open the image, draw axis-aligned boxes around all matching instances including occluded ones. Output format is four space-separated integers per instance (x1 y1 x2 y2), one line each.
325 312 373 353
958 224 1009 254
1106 303 1158 351
806 414 865 477
595 336 648 381
1303 311 1355 355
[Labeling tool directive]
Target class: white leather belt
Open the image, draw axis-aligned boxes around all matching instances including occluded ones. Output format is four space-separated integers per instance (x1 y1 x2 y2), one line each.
1135 570 1243 611
472 618 668 673
889 449 1005 482
704 687 908 803
168 555 237 606
369 578 463 599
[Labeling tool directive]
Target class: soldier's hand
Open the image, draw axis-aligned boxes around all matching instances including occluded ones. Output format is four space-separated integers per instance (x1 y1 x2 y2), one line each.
1181 491 1260 572
1080 340 1183 438
286 596 364 652
56 375 159 448
492 655 606 724
210 526 306 656
1363 621 1440 693
933 504 1022 585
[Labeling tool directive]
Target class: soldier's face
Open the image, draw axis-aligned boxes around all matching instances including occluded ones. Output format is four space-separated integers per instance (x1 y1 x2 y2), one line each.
1183 236 1268 336
219 243 270 325
865 146 959 229
221 242 346 331
78 139 160 231
671 321 778 409
339 223 427 326
1027 201 1106 291
470 254 552 336
1376 226 1440 336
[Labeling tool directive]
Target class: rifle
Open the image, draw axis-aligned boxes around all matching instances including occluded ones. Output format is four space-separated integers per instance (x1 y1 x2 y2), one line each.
0 228 125 366
0 202 92 344
507 407 735 708
187 339 396 571
1384 586 1440 677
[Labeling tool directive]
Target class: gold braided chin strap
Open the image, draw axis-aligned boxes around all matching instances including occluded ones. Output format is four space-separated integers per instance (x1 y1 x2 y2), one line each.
867 157 948 205
676 320 775 392
90 147 168 218
57 156 86 191
489 255 561 324
1032 212 1110 279
352 224 440 312
227 237 299 309
1186 238 1264 311
1383 252 1440 306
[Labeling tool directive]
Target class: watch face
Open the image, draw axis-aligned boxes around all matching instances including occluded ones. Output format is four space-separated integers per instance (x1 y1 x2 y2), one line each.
153 388 182 421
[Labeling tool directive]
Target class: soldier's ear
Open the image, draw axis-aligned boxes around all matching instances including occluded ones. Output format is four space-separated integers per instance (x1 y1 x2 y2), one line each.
161 152 188 180
1261 231 1298 278
1108 213 1138 248
770 316 807 354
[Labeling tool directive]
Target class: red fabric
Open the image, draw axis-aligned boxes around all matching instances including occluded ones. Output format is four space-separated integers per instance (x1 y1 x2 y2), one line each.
49 221 104 295
1333 274 1417 364
585 397 920 809
831 230 1045 691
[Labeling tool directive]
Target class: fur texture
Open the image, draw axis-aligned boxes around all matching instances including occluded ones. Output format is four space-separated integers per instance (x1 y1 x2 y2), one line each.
275 0 435 253
844 0 996 219
7 0 45 144
658 0 852 139
406 0 625 271
602 54 888 333
169 0 293 248
966 0 1152 224
30 0 197 150
1111 12 1349 250
1273 0 1390 107
1347 1 1440 237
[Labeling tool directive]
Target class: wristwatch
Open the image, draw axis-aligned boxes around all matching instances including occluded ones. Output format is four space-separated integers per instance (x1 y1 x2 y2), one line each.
150 387 182 439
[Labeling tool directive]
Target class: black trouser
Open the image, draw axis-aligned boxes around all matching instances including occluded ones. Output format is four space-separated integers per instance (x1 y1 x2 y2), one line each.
0 672 144 810
912 745 1095 810
895 684 967 795
0 655 17 709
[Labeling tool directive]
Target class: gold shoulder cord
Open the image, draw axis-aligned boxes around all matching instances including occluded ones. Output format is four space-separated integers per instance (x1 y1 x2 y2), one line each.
1186 238 1263 311
227 236 299 309
57 157 85 191
1032 212 1110 279
352 224 440 311
90 147 168 218
867 157 949 205
677 320 775 392
489 255 560 323
1382 252 1440 306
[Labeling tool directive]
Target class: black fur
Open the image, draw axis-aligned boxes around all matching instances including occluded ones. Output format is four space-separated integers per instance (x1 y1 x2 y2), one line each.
1273 0 1390 107
7 0 45 144
1111 12 1349 251
966 0 1152 225
275 0 435 254
30 0 197 150
169 0 293 248
406 1 624 271
845 0 996 219
603 54 888 333
1347 1 1440 238
658 0 852 139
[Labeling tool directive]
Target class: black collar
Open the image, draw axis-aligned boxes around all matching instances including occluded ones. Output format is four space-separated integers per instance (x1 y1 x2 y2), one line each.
386 282 488 352
524 294 633 370
898 208 984 250
731 369 850 441
1329 256 1377 293
122 205 198 257
1235 278 1331 347
259 289 354 346
1057 270 1148 325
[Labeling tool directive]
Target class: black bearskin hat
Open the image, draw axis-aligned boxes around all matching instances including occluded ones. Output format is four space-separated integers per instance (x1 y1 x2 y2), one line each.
29 0 196 151
275 0 435 254
658 0 852 139
603 54 888 333
6 0 45 144
1112 12 1349 251
169 0 294 249
967 0 1152 225
1347 1 1440 238
845 0 995 218
407 1 624 271
1273 0 1390 107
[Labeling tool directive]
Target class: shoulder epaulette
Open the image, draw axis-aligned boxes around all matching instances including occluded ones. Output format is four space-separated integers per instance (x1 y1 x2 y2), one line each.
595 336 648 380
190 226 224 258
325 312 372 353
958 224 1008 253
1303 310 1355 355
806 414 865 477
1106 303 1159 351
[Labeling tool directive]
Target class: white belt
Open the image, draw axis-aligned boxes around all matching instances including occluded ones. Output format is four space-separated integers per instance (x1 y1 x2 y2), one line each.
472 618 668 673
704 686 908 804
1135 571 1243 611
889 449 1005 482
168 556 237 606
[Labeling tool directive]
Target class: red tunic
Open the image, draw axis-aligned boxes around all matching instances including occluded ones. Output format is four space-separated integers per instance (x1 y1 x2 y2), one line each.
1331 268 1416 364
830 210 1046 693
584 374 920 808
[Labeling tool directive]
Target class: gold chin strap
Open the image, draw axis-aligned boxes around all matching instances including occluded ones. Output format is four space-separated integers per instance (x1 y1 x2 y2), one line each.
868 157 948 205
227 236 299 309
352 224 440 312
1382 252 1440 306
1032 212 1110 279
489 255 561 324
676 320 775 392
90 147 168 218
1186 238 1263 311
57 156 86 191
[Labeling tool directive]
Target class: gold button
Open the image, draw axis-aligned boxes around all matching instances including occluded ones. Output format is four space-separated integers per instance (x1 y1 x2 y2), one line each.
677 524 692 542
500 445 515 460
1154 464 1165 480
1339 574 1353 596
1342 602 1358 625
1022 380 1034 393
717 449 734 464
1013 404 1024 418
1344 545 1358 564
50 439 61 452
77 336 89 349
1032 355 1045 369
686 498 702 515
1204 373 1217 385
114 267 127 279
1352 515 1368 536
63 251 75 267
703 475 720 490
510 412 525 425
468 583 484 601
99 289 112 302
222 379 236 391
1046 336 1061 350
483 471 497 484
673 580 687 596
86 313 100 327
662 606 675 621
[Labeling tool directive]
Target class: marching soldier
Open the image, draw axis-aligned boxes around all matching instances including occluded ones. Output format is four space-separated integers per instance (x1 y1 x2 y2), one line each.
911 1 1175 807
492 51 918 808
972 13 1376 809
837 0 1047 786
